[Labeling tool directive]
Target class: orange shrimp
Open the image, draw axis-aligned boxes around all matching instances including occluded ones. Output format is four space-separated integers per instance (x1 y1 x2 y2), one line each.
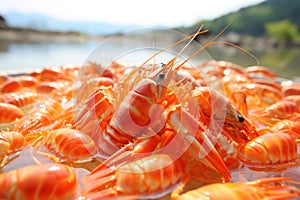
59 64 80 79
74 76 114 104
82 62 115 79
0 91 38 108
89 26 238 183
282 82 300 96
13 99 62 135
271 120 300 139
191 86 258 144
251 78 282 91
168 108 232 181
0 74 9 84
51 106 76 129
49 82 74 102
172 177 298 200
92 64 231 181
251 100 299 126
0 75 37 93
244 65 277 79
31 66 68 82
32 128 97 163
73 87 113 147
0 163 77 200
237 132 298 170
35 81 61 94
0 131 25 165
284 95 300 107
82 154 186 199
107 61 127 81
74 62 115 104
96 77 114 87
97 31 207 155
30 67 63 81
0 102 24 124
101 103 232 182
243 82 284 110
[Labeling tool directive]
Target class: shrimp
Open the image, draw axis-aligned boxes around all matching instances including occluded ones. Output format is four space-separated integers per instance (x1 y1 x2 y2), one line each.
244 83 284 110
191 86 258 144
271 120 300 139
168 108 232 181
31 128 97 163
35 81 62 94
0 131 25 166
237 132 298 170
244 65 277 79
282 82 300 96
284 95 300 107
30 66 64 82
81 62 115 80
172 177 298 200
73 87 114 147
0 131 25 155
92 64 231 181
0 163 77 200
251 100 299 126
82 154 186 199
13 99 63 135
0 102 24 124
0 75 37 93
251 78 282 91
74 62 115 104
96 27 214 154
0 91 38 109
85 25 240 184
30 66 77 82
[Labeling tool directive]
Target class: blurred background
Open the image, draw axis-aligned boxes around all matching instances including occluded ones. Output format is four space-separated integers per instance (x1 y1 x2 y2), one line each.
1 0 300 79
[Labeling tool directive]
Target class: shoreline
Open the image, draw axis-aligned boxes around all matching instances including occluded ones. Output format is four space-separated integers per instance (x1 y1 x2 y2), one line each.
0 27 109 43
1 26 300 51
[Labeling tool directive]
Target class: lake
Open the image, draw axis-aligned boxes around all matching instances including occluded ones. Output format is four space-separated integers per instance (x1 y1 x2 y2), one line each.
1 39 300 81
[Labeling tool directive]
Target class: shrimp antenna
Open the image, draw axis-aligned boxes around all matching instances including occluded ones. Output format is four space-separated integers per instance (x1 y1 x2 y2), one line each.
173 24 204 62
176 20 260 69
175 22 232 70
138 28 209 68
212 41 260 66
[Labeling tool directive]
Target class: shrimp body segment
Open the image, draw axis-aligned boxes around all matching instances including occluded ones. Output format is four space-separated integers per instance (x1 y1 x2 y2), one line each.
0 163 77 200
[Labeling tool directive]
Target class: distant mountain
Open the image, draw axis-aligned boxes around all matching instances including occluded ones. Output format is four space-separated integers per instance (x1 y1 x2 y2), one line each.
180 0 300 37
0 14 8 28
2 11 137 35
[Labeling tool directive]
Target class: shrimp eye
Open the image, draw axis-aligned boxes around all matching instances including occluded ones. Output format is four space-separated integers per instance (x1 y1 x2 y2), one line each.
159 73 165 79
161 63 166 67
238 115 245 122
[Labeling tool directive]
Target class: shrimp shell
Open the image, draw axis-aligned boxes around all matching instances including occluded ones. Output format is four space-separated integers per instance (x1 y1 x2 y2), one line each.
0 91 38 108
1 75 37 93
13 99 62 135
173 177 297 200
237 132 298 169
0 163 77 200
0 102 24 124
41 128 97 162
0 131 25 156
83 154 186 199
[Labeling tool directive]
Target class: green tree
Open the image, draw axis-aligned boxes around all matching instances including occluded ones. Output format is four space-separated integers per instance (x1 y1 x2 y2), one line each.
266 20 299 43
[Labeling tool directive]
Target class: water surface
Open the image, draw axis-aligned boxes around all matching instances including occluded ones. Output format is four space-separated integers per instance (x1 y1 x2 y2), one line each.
0 40 300 80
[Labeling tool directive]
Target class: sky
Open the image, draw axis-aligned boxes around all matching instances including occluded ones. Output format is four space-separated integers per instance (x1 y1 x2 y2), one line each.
0 0 265 27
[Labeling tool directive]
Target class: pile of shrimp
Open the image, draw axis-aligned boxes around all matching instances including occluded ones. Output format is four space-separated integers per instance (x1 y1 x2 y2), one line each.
1 29 300 200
